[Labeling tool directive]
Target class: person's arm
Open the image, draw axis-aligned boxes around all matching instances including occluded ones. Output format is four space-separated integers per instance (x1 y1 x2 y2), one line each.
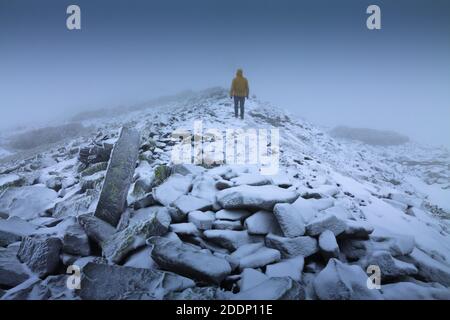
245 79 249 98
230 79 235 98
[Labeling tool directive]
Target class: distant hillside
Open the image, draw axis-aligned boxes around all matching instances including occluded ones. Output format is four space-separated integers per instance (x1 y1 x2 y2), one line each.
329 126 410 146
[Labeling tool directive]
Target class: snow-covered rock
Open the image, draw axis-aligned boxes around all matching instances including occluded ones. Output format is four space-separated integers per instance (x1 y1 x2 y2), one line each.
238 268 269 292
188 210 215 230
238 246 281 270
0 217 37 247
149 237 232 284
0 246 30 288
244 210 281 235
0 186 57 220
153 174 192 207
319 230 340 259
364 251 418 279
306 213 347 236
231 277 305 300
17 235 62 278
265 256 304 281
215 209 251 221
381 281 450 300
212 220 243 230
79 262 195 300
169 222 199 236
62 222 91 256
273 203 305 237
265 233 318 258
313 258 383 300
203 230 262 251
216 185 298 211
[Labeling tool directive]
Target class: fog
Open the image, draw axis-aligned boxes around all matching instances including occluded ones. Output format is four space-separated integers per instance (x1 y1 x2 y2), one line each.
1 0 449 148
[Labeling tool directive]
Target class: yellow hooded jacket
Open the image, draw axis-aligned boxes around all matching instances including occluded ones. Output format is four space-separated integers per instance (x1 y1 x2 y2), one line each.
230 69 249 98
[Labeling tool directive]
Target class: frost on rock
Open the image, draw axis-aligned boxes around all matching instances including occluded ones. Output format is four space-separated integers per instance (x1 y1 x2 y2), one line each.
79 262 195 300
0 186 57 220
238 246 281 270
216 185 298 211
266 256 304 281
266 233 318 258
0 246 30 288
188 210 215 230
318 230 340 259
203 229 263 251
173 195 212 215
149 237 232 284
306 213 347 237
215 209 251 221
238 268 269 292
0 217 38 247
313 259 383 300
244 210 281 235
231 277 305 300
153 174 192 207
273 203 305 237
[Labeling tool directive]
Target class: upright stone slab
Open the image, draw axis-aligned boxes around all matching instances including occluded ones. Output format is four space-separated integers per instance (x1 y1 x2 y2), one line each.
94 127 141 227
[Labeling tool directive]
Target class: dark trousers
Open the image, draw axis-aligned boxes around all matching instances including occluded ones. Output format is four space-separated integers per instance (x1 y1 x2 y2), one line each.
234 96 245 119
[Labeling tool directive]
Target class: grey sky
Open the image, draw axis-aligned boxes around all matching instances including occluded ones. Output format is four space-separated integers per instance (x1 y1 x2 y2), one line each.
1 0 449 147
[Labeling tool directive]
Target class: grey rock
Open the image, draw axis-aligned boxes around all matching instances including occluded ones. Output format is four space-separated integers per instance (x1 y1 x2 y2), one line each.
216 185 298 211
215 209 252 221
342 220 374 239
79 262 195 300
153 174 192 207
265 233 318 258
94 127 141 227
306 213 347 236
103 207 171 263
78 214 115 248
273 203 305 237
231 277 305 300
0 217 37 247
188 210 215 230
149 237 232 284
313 258 383 300
244 210 281 235
166 287 218 300
53 190 98 219
203 230 263 251
173 195 212 215
212 219 243 230
318 230 340 259
0 246 30 288
17 235 62 278
364 251 417 279
62 223 91 256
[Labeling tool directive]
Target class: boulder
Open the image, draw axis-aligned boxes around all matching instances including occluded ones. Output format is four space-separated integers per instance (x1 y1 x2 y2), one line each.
188 211 215 230
342 220 374 239
364 251 418 279
78 214 115 248
0 217 37 247
318 230 340 259
53 190 98 219
149 237 231 284
230 174 272 186
203 230 262 251
231 277 305 300
0 246 30 288
265 256 304 281
265 233 318 258
173 195 212 216
94 127 141 227
0 186 57 220
103 207 171 263
169 223 200 236
62 223 91 256
212 220 243 230
273 203 305 237
244 210 281 235
381 281 450 300
0 174 24 192
306 213 347 236
79 262 195 300
238 268 269 292
153 174 192 207
215 209 252 221
17 235 62 278
238 247 281 270
216 185 298 211
313 258 383 300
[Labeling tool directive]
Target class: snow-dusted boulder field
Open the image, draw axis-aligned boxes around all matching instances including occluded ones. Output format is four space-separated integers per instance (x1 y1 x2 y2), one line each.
0 88 449 300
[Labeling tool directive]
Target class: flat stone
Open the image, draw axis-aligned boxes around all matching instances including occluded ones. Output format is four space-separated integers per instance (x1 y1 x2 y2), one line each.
238 268 269 292
170 223 200 236
0 246 30 288
365 251 418 279
265 233 318 258
79 262 195 299
216 185 298 211
188 211 215 230
244 210 281 235
173 195 212 215
149 237 232 284
0 217 37 247
273 203 305 237
231 277 305 300
212 220 243 230
215 209 251 221
238 247 281 270
153 174 192 207
203 230 263 251
266 256 304 281
306 213 347 236
62 223 91 256
78 214 115 248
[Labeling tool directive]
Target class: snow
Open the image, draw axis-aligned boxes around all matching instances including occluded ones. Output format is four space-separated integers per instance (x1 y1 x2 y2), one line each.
244 210 281 235
406 176 450 212
238 268 269 292
238 247 280 270
265 256 304 281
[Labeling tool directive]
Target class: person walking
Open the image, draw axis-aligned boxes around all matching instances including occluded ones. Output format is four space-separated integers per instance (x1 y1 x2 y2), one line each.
230 69 249 119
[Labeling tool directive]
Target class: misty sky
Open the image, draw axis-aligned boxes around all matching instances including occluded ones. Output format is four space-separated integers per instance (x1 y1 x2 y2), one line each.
1 0 449 147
